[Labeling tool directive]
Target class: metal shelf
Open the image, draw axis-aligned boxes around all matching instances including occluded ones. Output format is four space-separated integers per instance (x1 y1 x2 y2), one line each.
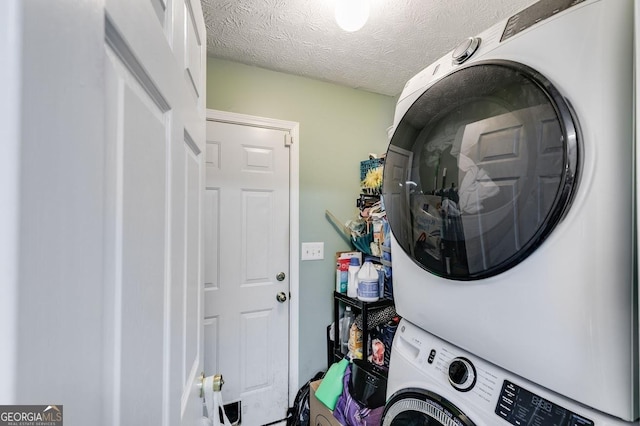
332 292 394 365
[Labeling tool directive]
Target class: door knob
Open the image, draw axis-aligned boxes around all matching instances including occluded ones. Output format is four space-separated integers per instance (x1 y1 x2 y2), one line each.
276 272 286 281
276 292 287 303
198 373 225 399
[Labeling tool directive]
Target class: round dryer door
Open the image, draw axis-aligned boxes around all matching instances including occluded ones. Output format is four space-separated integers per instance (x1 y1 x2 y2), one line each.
382 60 579 280
382 389 476 426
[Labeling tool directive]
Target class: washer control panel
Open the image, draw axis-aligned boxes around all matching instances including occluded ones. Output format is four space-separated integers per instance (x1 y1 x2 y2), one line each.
496 380 594 426
393 320 618 425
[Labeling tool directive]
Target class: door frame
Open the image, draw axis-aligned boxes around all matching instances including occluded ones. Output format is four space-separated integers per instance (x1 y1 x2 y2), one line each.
205 108 300 406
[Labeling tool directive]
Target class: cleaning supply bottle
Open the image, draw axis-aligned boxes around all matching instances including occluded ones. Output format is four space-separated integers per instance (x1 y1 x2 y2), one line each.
357 260 380 302
336 258 350 293
347 257 360 298
340 306 355 355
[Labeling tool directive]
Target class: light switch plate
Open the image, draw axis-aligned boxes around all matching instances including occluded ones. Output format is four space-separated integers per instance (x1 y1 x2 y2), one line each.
301 242 324 261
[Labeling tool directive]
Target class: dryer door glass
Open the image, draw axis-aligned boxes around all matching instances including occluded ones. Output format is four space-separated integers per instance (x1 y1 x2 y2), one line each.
382 390 476 426
382 61 579 280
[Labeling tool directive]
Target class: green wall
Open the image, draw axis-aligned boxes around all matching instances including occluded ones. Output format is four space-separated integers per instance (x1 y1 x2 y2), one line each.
206 57 396 387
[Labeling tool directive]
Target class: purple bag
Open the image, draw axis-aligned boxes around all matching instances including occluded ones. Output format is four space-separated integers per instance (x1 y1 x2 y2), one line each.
333 365 385 426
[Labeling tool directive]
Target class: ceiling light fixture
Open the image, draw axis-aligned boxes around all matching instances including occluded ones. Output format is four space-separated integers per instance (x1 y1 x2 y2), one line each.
335 0 369 32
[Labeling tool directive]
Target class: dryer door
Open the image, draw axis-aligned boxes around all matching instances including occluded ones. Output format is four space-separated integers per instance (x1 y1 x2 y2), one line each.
382 389 476 426
382 60 579 280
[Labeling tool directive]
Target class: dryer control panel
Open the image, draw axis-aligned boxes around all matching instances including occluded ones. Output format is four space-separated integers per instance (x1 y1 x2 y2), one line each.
496 380 594 426
501 0 587 42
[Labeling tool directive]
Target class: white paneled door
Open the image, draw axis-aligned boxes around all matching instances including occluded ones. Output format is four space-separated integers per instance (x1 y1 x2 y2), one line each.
204 115 294 425
1 0 206 423
103 0 207 424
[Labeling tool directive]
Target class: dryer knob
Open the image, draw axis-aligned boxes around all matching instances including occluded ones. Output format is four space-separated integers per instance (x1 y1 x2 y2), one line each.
452 37 480 65
448 357 476 392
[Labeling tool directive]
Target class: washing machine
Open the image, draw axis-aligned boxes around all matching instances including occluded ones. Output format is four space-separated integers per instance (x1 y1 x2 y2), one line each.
382 319 638 426
381 0 638 422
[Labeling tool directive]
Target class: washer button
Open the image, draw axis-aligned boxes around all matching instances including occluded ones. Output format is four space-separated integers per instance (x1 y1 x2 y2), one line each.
427 349 436 364
448 357 477 391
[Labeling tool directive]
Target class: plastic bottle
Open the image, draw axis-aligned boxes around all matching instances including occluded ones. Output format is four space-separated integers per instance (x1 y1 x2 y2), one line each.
357 260 380 302
348 322 363 359
340 306 355 355
347 257 360 298
336 258 350 293
376 263 385 299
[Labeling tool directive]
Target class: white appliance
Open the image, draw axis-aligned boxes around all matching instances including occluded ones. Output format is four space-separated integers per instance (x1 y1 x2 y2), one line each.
383 319 638 426
382 0 638 421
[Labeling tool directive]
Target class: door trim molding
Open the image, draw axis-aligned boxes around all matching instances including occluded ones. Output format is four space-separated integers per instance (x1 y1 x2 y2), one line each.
205 108 300 407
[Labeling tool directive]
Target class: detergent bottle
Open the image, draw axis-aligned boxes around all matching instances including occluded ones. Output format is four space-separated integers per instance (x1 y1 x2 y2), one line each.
357 260 380 302
347 257 360 298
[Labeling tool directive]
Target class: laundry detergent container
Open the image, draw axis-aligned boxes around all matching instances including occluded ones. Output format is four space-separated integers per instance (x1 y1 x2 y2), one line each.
349 359 387 408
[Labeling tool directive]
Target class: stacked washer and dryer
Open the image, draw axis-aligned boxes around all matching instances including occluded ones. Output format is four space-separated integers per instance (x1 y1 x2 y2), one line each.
381 0 639 425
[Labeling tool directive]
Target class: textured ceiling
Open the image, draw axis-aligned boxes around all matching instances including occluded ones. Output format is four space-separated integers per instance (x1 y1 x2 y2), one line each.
202 0 536 96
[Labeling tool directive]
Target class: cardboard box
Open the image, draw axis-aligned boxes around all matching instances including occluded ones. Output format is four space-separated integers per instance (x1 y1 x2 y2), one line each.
309 380 344 426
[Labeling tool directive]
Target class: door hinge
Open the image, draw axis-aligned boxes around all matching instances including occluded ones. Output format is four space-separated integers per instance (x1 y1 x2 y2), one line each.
284 134 293 147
